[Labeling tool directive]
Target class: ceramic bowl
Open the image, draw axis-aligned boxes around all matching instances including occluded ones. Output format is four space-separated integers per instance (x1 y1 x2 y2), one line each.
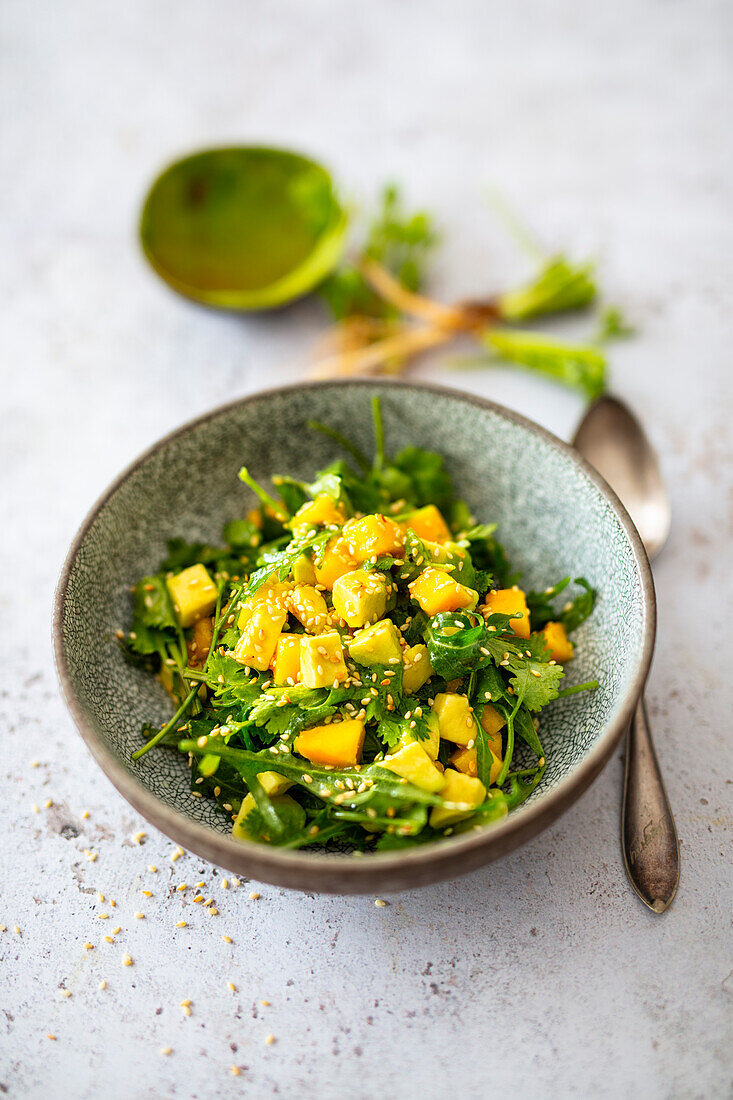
54 380 655 893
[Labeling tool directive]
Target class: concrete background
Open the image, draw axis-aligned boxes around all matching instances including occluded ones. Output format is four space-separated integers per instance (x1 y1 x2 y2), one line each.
1 1 731 1096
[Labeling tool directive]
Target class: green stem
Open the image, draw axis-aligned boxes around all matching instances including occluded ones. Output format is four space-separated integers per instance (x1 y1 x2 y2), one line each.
371 396 386 472
238 467 288 520
556 680 599 698
307 420 370 472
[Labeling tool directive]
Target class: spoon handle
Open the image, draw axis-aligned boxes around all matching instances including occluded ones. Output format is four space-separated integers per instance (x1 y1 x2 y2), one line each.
621 695 679 912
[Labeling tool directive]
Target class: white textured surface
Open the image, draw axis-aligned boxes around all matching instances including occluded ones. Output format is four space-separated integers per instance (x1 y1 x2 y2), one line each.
1 1 732 1096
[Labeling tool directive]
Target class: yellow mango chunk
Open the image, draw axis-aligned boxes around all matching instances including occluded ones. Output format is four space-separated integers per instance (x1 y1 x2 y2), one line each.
404 504 452 543
341 514 405 563
408 567 477 616
166 564 218 628
287 584 330 633
300 632 348 688
480 703 506 739
234 603 288 671
450 743 502 785
314 538 358 590
430 769 487 828
481 587 530 639
332 569 390 628
296 718 365 767
237 581 292 629
542 621 574 662
272 634 301 685
381 742 445 793
400 710 440 760
432 693 478 746
290 495 346 536
186 616 214 668
401 644 433 694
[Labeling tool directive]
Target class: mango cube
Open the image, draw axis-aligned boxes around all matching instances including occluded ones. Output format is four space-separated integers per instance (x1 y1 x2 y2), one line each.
167 564 218 628
348 619 403 667
401 643 433 694
432 693 478 746
429 769 487 829
404 504 452 543
290 495 346 536
234 603 287 671
381 742 445 793
287 584 330 633
332 569 390 627
400 710 440 760
295 718 365 767
314 538 358 590
450 743 502 785
300 632 348 688
341 514 404 563
481 587 530 639
480 703 506 739
542 621 574 662
272 634 301 685
408 567 477 616
186 615 214 667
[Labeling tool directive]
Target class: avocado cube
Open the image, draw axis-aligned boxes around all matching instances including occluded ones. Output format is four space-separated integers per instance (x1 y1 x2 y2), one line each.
332 569 390 627
166 564 218 628
401 643 433 694
382 741 445 793
429 769 487 828
400 710 440 760
347 619 402 668
432 693 478 746
292 554 317 585
300 632 348 688
234 603 287 671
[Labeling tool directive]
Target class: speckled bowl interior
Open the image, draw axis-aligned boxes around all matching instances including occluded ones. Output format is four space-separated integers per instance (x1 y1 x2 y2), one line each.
55 380 655 893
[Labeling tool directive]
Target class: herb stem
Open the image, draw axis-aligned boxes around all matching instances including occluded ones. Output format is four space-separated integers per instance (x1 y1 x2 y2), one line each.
238 467 288 520
306 420 370 472
556 680 599 698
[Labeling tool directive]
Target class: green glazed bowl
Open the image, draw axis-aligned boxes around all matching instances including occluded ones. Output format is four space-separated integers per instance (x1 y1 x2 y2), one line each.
139 146 347 310
54 381 655 893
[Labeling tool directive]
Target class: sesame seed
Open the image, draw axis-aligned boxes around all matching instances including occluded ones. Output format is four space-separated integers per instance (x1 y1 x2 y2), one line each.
148 865 158 873
249 892 261 900
375 898 387 907
134 912 145 920
230 1065 241 1076
175 883 187 892
31 804 40 814
222 935 233 944
112 926 121 935
60 989 71 999
103 936 114 943
47 1034 57 1041
98 980 107 990
264 1034 275 1045
227 981 236 992
159 1047 172 1056
98 913 109 920
175 921 187 929
122 955 133 966
82 810 90 819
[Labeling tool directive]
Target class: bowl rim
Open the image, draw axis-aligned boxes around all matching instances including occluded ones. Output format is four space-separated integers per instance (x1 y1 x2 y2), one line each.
53 378 656 893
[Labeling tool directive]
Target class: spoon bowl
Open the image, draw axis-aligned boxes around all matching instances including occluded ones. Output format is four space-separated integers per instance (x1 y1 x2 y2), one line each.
572 396 671 560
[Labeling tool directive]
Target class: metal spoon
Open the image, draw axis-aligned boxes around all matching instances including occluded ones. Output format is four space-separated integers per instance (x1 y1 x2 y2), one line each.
573 395 679 913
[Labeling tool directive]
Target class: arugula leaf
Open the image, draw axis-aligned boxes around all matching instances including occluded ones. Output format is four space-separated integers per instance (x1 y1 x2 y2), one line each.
560 578 597 633
423 611 517 679
245 528 333 599
458 524 520 589
390 447 453 510
526 577 572 630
